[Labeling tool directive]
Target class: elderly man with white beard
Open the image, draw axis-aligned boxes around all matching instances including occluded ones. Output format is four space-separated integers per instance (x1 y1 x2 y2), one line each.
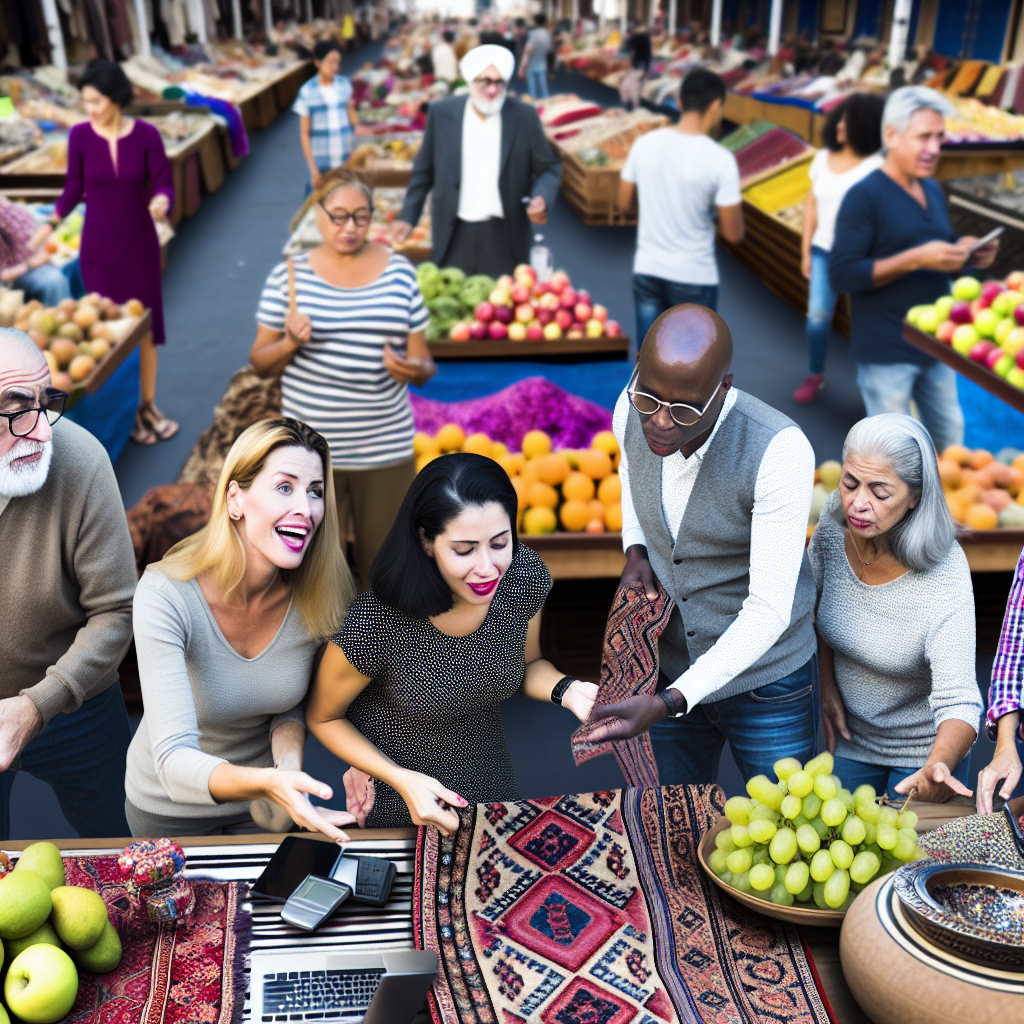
0 328 136 839
393 43 561 277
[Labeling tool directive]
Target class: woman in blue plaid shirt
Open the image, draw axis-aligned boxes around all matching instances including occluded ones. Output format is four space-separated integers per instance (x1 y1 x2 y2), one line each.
294 40 359 189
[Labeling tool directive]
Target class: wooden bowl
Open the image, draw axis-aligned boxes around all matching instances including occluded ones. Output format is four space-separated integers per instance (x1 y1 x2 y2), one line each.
697 817 846 927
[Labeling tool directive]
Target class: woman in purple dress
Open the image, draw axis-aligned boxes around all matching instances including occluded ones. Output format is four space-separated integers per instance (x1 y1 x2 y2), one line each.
46 61 177 445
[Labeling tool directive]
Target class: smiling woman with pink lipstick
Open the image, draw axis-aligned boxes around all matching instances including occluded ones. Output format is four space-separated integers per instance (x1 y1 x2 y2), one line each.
306 453 598 835
125 418 358 839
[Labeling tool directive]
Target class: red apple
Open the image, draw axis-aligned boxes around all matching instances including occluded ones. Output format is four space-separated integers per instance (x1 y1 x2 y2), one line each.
511 283 531 305
469 320 487 340
526 323 544 342
936 320 956 344
515 303 535 323
574 302 592 322
986 347 1009 370
449 321 471 342
493 305 514 324
969 341 995 364
559 287 577 309
513 263 536 282
536 308 553 325
496 274 514 289
1015 303 1024 327
970 298 984 317
570 321 585 332
554 308 574 330
604 320 621 338
591 303 608 323
949 301 973 325
539 292 561 311
982 280 1005 302
474 301 495 323
1007 271 1024 291
548 270 570 293
532 281 550 296
576 290 591 305
488 320 508 340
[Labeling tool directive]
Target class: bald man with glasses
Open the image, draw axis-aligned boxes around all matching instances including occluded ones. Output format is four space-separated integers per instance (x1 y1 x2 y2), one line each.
589 306 820 787
0 328 136 839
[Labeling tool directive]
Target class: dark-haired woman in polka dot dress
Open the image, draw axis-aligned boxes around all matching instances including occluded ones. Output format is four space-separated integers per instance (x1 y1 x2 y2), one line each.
307 453 597 834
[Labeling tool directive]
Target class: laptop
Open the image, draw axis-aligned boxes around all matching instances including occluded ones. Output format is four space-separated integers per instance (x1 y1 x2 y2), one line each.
249 948 437 1024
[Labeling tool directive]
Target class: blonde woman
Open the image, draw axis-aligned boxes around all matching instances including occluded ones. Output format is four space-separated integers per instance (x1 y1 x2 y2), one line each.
126 418 358 839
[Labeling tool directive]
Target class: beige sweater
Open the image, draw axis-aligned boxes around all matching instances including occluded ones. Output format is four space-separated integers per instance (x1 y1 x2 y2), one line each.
0 419 136 723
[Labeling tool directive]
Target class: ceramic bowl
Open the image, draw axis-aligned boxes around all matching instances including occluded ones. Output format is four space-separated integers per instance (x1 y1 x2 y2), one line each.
892 860 1024 969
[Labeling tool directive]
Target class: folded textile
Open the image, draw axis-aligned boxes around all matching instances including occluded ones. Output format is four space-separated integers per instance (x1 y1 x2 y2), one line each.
572 581 673 788
183 91 250 159
414 784 833 1024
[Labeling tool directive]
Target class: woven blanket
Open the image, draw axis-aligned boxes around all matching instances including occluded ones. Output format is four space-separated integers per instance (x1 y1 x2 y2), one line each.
571 582 674 788
414 784 832 1024
60 855 250 1024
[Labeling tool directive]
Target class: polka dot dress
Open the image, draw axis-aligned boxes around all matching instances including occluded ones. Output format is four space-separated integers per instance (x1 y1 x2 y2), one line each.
331 544 552 828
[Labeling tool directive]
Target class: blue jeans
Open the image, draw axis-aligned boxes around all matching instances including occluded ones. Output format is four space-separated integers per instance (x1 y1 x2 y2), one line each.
806 246 837 376
0 684 132 841
650 656 819 786
526 66 549 98
832 753 972 802
633 274 719 351
15 264 72 307
855 360 964 455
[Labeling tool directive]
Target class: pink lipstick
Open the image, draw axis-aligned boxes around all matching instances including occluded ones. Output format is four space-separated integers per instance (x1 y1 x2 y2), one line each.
468 578 499 596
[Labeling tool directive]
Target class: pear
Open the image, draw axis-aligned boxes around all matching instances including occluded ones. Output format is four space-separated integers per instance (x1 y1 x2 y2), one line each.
49 887 107 951
4 920 63 963
13 844 65 891
70 921 121 974
0 871 52 939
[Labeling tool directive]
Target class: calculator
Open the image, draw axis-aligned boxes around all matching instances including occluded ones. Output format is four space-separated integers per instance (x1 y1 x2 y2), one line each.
332 854 397 908
280 875 352 932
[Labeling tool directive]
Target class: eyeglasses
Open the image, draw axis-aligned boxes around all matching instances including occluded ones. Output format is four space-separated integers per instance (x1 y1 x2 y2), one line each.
0 390 67 437
627 372 722 427
473 77 506 89
318 203 371 229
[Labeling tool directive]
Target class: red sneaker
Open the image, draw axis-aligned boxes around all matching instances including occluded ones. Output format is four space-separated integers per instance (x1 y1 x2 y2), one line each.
793 375 825 404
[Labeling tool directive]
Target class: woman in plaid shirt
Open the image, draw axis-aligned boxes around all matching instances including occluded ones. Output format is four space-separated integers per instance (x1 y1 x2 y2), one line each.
978 554 1024 812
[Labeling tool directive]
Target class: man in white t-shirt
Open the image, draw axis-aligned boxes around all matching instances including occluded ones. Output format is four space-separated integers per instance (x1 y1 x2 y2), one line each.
618 69 744 349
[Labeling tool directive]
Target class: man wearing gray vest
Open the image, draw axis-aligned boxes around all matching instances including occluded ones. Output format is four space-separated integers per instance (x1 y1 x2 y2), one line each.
588 305 819 784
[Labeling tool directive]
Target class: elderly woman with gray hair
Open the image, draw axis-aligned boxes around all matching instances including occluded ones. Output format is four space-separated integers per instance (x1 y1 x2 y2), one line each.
830 87 999 455
808 413 982 802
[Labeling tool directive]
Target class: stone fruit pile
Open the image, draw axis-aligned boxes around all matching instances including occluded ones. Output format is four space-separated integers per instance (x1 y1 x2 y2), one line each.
414 426 623 536
709 753 925 911
418 261 621 344
12 294 144 393
905 272 1024 390
0 842 122 1024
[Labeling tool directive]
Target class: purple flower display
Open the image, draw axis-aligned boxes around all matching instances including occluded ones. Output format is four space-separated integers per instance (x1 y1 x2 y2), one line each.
410 377 613 451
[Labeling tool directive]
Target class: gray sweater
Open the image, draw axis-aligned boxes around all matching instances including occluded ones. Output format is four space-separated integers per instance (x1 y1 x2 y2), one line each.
807 495 982 767
126 570 311 820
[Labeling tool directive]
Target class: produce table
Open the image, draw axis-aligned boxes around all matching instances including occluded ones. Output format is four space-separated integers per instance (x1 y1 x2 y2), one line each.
65 309 151 410
428 336 629 361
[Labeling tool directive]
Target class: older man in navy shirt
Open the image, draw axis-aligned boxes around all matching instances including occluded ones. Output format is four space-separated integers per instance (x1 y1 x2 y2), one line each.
830 87 999 453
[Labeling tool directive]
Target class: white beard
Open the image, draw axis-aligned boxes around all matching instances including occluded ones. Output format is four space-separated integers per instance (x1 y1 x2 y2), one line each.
471 92 506 118
0 439 52 497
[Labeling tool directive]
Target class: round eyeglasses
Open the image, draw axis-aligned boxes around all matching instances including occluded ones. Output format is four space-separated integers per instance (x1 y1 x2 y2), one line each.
318 203 371 229
1 390 67 437
627 377 723 428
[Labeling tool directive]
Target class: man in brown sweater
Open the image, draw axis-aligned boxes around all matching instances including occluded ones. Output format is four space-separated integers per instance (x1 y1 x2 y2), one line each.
0 329 137 839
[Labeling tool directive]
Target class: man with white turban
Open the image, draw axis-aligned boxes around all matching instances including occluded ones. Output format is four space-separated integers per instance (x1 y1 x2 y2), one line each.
395 43 561 277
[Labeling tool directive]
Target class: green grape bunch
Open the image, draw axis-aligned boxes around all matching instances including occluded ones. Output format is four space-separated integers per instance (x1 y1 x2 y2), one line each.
708 752 928 911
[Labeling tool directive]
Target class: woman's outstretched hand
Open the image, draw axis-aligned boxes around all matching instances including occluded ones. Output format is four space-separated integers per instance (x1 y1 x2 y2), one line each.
562 680 598 724
976 745 1022 815
893 762 973 804
343 766 376 827
264 769 357 843
394 770 467 837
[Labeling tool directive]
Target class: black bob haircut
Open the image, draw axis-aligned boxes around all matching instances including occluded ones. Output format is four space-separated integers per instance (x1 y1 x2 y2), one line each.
680 68 726 114
820 92 885 156
369 452 519 619
313 39 342 62
78 60 134 109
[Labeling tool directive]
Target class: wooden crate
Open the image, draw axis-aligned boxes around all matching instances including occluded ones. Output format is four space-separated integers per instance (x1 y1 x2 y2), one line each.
558 150 635 226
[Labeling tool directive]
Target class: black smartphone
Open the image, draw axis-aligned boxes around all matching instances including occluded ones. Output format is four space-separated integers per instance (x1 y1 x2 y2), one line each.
251 836 344 902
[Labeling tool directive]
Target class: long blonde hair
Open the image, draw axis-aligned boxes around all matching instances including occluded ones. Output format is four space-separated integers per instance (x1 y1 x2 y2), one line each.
154 419 355 639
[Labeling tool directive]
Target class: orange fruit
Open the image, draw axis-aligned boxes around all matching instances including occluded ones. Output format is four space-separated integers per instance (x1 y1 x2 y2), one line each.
955 481 982 504
970 449 994 470
534 452 572 486
936 458 962 490
413 431 439 456
586 518 605 534
416 452 440 472
527 481 559 509
1013 453 1024 475
559 499 592 532
597 472 621 506
578 448 613 481
605 502 623 531
964 502 998 530
436 423 466 452
586 499 606 522
522 430 552 459
462 432 493 457
492 441 508 457
980 488 1011 512
511 475 530 512
520 459 541 485
562 471 595 502
590 431 619 458
942 444 973 466
499 452 526 477
522 506 557 535
1008 467 1024 496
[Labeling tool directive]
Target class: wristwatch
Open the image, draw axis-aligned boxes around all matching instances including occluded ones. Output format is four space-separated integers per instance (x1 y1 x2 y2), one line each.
658 689 687 717
550 675 576 706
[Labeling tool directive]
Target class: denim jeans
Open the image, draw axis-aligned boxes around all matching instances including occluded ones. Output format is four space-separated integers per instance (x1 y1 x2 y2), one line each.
832 753 972 802
15 264 72 307
650 656 819 786
633 274 719 351
855 360 964 454
806 246 837 376
0 684 132 841
526 66 549 99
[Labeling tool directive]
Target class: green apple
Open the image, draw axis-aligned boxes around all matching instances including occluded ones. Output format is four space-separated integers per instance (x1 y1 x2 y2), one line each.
905 305 925 326
952 324 979 355
50 887 108 951
974 308 1001 339
13 844 65 892
5 920 63 963
992 290 1024 316
993 352 1016 377
934 295 955 320
4 944 78 1024
0 999 9 1024
70 921 121 975
916 306 940 334
1008 366 1024 390
952 276 982 301
995 317 1016 346
0 871 52 940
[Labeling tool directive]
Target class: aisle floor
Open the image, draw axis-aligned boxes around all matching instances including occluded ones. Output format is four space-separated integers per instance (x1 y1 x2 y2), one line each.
6 53 1014 839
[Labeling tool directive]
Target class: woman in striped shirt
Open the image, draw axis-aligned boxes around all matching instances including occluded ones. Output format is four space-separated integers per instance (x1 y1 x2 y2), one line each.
251 169 435 586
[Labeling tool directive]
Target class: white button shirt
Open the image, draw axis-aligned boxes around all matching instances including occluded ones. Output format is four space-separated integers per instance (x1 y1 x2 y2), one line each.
458 101 504 222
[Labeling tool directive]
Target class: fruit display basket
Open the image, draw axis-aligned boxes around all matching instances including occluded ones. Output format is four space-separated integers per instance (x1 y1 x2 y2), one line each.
66 308 150 408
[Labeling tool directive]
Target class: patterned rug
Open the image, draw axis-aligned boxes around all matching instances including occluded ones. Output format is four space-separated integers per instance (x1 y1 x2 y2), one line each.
571 582 674 788
61 855 250 1024
414 784 832 1024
